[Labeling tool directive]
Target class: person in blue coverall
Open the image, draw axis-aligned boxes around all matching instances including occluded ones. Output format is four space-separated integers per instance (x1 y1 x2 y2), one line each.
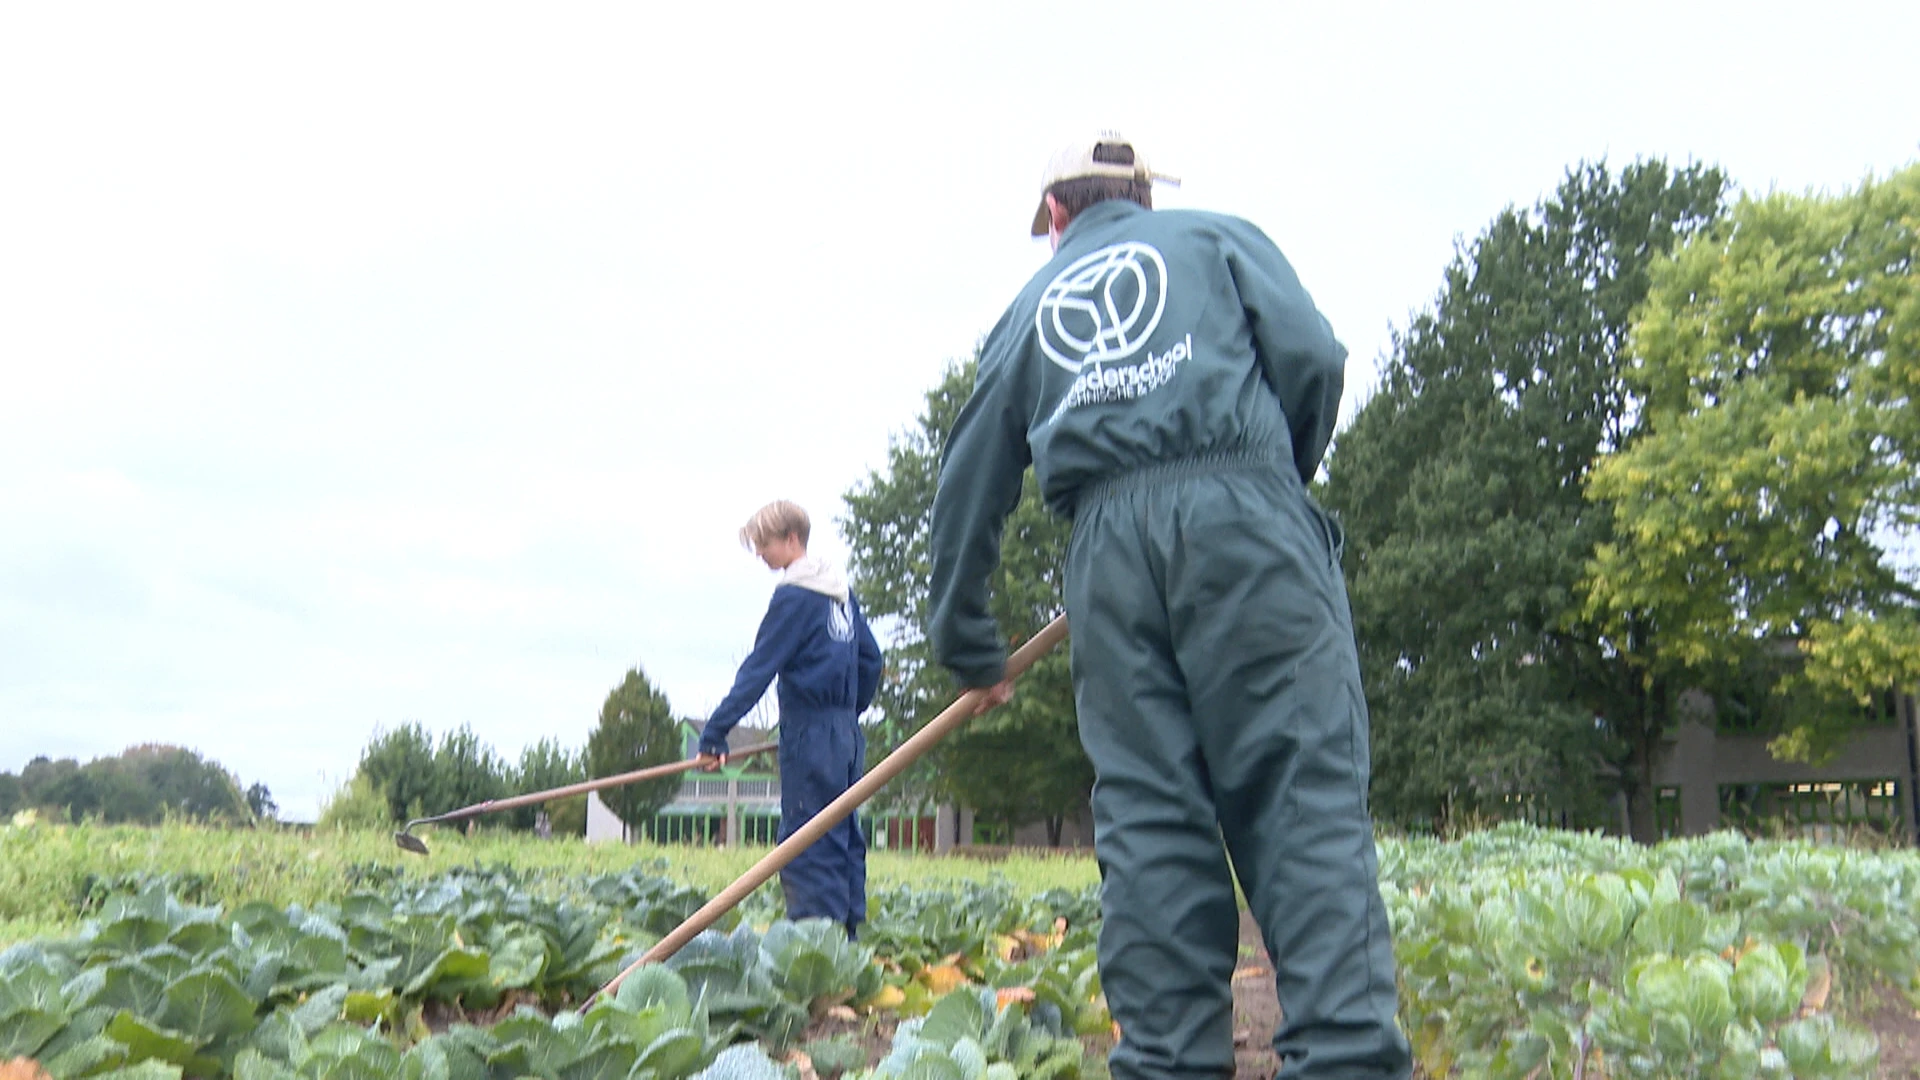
695 500 883 938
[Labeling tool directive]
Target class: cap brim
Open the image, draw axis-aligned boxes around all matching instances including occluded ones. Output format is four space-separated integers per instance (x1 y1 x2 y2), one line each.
1030 197 1050 237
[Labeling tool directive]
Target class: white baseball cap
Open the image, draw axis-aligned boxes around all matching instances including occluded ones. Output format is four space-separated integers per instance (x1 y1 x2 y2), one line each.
1030 130 1180 236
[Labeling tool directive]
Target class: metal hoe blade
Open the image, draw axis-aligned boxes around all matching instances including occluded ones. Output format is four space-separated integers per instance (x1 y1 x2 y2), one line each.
393 830 431 856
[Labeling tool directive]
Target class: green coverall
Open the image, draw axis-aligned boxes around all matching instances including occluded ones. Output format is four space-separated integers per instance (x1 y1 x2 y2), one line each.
928 199 1411 1079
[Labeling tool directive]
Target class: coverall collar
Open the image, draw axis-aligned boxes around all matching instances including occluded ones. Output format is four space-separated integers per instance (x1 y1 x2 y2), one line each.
1060 199 1149 246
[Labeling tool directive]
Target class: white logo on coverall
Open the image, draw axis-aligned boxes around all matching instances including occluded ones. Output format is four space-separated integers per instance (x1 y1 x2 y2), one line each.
1036 242 1169 372
828 602 853 642
1035 242 1193 421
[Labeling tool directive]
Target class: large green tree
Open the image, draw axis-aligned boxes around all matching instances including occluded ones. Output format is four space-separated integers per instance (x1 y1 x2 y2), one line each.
1584 163 1920 760
513 736 589 837
124 744 253 822
356 722 440 824
426 725 509 826
842 355 1091 842
1321 160 1728 840
585 668 685 837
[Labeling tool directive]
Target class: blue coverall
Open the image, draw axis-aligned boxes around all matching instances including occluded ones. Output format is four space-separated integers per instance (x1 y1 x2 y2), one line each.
700 575 882 932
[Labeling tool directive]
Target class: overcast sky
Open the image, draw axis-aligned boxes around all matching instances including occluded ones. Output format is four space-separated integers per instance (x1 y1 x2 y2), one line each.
3 2 1916 820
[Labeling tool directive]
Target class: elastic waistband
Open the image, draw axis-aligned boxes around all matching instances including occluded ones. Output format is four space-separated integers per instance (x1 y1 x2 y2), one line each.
1074 447 1291 510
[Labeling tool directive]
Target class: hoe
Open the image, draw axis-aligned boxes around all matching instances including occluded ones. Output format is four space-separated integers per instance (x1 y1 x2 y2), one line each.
393 741 778 855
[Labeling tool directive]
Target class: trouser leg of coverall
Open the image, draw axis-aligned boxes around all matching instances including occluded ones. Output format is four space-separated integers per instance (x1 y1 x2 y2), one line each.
1066 466 1410 1080
777 709 865 931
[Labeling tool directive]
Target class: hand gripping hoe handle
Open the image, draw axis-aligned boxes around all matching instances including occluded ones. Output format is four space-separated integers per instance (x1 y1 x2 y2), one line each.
582 614 1070 1010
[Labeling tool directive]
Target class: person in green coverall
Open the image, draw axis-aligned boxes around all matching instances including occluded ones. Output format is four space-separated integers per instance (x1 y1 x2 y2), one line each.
926 132 1411 1080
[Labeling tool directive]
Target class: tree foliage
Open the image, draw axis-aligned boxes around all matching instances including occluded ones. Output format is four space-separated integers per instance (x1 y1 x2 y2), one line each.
345 722 597 835
1 745 255 825
842 354 1091 840
317 772 391 831
1322 159 1728 839
355 722 440 824
514 736 589 837
352 721 509 827
584 668 685 834
245 782 278 821
1584 163 1920 759
428 724 509 822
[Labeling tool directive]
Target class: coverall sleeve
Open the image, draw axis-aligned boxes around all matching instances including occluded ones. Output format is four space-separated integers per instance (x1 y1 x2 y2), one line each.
928 317 1034 689
853 595 882 715
698 589 805 756
1224 223 1348 482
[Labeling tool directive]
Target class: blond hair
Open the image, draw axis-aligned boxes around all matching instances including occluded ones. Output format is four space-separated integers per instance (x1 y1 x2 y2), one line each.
739 500 811 551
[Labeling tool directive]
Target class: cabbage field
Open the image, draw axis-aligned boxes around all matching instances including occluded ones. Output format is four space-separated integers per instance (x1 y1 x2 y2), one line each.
1 817 1914 1079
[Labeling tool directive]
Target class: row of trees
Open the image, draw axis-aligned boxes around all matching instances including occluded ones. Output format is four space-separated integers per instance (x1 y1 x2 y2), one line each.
320 667 696 838
842 158 1919 844
0 744 271 825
